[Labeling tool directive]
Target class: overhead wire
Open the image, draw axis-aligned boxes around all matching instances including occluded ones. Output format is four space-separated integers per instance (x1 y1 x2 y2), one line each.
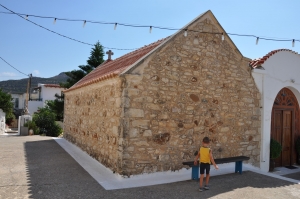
0 56 29 77
0 4 138 50
0 9 299 43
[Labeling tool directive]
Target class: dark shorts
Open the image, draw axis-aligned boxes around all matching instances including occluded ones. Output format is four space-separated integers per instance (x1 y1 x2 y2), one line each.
200 163 210 175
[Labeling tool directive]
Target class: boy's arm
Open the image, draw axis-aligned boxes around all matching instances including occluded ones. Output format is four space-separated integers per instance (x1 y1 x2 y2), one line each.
209 150 219 169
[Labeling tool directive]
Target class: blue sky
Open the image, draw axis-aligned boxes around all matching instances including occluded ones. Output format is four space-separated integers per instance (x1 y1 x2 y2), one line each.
0 0 299 81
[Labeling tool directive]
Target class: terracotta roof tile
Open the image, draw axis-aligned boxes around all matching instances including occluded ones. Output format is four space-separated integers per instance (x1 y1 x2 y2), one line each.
44 84 63 88
249 49 299 68
66 38 167 92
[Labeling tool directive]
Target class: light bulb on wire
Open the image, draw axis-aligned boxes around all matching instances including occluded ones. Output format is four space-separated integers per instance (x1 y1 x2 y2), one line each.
184 29 187 37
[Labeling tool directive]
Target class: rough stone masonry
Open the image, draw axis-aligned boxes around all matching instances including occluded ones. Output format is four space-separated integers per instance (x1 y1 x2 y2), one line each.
64 15 261 176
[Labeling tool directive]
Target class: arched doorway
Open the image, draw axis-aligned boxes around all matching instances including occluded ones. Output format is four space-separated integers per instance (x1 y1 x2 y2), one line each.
271 88 300 167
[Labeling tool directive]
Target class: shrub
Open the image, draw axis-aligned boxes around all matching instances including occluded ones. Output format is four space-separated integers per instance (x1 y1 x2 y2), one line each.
5 112 15 125
270 138 282 159
49 122 63 137
0 89 14 125
33 108 62 137
24 120 40 135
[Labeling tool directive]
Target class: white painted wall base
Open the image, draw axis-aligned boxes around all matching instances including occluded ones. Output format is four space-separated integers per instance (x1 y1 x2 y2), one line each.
54 137 300 190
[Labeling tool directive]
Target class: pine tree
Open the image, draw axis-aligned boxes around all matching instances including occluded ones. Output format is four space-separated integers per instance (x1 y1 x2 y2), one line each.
87 42 105 68
61 41 104 89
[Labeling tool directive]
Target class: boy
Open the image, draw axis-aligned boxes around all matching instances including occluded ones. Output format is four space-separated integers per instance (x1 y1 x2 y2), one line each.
194 137 218 192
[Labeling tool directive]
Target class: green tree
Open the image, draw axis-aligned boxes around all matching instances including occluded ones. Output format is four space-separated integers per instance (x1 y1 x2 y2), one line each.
45 93 64 121
60 70 85 89
33 107 62 137
87 42 105 68
61 41 104 89
0 89 15 124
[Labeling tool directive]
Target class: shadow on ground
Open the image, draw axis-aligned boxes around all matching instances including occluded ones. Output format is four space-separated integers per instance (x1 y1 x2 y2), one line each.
283 172 300 181
24 139 106 198
24 138 300 199
112 171 300 199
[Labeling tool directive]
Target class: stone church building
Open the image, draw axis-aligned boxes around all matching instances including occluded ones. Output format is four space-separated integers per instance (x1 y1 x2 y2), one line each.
64 10 300 175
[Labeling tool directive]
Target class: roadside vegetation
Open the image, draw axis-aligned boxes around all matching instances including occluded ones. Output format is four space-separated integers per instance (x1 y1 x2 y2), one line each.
0 88 15 125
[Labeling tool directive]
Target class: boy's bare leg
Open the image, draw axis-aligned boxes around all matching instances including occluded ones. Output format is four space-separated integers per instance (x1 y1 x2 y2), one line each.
200 174 204 187
205 174 210 185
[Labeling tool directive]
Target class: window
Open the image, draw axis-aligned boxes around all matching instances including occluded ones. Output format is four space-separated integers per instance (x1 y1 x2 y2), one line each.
15 98 19 108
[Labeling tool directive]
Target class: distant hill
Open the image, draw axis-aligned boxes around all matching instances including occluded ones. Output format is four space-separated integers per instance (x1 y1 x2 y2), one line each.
0 72 68 93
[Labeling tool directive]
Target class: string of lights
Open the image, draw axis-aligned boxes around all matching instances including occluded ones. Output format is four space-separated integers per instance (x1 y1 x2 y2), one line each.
0 4 138 50
0 8 299 46
0 56 29 77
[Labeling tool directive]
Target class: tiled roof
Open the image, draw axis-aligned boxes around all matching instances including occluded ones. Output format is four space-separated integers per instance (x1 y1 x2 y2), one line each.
66 38 167 92
249 49 299 68
44 84 64 88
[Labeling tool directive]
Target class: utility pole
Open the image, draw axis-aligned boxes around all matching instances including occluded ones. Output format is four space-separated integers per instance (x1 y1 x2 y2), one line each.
24 74 32 115
28 74 32 101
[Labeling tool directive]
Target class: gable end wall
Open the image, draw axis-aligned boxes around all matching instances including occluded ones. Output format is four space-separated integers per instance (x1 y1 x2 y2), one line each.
121 17 261 175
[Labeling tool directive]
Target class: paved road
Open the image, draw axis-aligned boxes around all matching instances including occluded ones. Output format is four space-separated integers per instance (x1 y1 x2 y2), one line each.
1 135 300 199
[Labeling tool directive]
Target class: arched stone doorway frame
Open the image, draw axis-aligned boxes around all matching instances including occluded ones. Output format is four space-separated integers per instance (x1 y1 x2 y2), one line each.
258 85 300 172
271 87 300 166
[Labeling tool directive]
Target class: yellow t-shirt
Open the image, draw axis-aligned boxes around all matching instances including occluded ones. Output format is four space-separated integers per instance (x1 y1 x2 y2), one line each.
199 147 211 164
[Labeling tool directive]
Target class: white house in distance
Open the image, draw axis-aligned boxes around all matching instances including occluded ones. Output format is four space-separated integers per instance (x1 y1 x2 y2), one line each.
28 83 65 115
11 92 26 110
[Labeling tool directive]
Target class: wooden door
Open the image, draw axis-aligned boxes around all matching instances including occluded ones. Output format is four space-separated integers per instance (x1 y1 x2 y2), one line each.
272 110 292 166
273 110 282 167
271 88 300 166
282 111 292 166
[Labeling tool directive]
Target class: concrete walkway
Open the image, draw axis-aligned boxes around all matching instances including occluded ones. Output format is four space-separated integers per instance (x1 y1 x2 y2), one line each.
2 127 18 136
1 135 300 199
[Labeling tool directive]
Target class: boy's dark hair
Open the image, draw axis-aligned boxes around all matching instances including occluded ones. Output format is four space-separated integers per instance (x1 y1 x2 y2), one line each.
203 137 210 144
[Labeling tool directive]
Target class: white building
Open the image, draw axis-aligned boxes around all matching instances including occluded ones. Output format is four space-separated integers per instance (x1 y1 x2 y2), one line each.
251 49 300 172
28 84 65 115
0 109 5 134
11 93 26 110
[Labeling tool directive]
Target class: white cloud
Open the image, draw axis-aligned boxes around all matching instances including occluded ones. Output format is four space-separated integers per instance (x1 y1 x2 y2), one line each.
1 72 17 77
32 70 40 76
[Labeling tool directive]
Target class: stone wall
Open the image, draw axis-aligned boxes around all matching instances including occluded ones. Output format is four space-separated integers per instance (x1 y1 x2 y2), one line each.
64 77 123 173
121 17 261 175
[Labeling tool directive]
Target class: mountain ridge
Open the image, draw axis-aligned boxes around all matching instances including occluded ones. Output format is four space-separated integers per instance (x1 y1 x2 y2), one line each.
0 72 68 93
